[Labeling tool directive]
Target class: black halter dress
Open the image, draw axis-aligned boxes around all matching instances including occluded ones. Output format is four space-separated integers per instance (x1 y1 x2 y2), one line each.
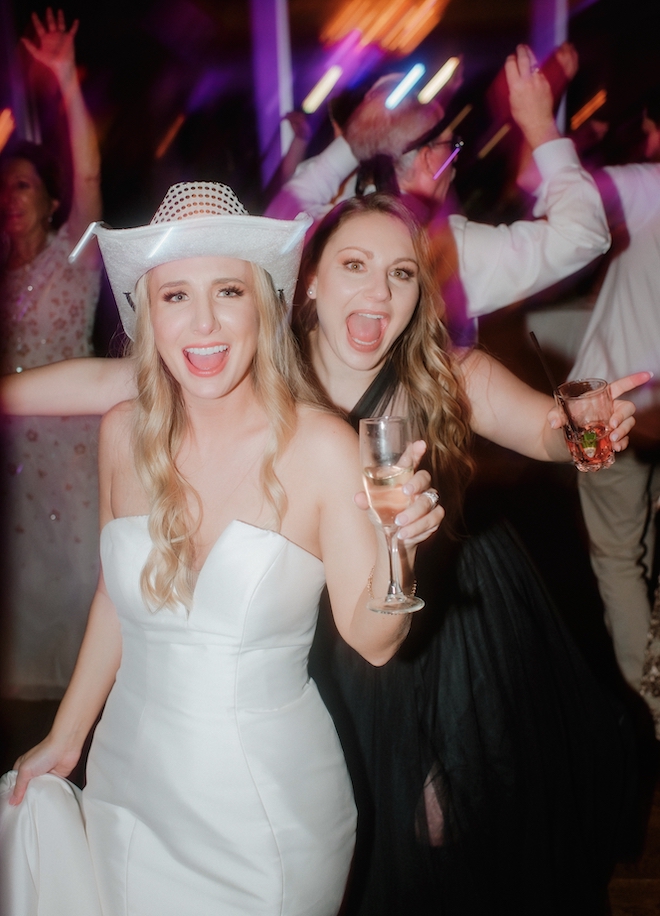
308 362 636 916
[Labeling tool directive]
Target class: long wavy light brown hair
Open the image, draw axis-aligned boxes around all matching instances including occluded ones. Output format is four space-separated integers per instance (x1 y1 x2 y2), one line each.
297 193 474 516
130 261 321 613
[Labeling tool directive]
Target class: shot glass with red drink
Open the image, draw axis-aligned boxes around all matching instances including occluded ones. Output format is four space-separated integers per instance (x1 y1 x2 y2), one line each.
556 378 616 472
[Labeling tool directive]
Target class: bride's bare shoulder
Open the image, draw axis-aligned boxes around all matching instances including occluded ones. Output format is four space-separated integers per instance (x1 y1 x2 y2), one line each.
295 404 357 451
286 406 361 496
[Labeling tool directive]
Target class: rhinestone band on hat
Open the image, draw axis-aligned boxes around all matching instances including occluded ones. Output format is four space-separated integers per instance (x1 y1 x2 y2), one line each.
150 182 249 225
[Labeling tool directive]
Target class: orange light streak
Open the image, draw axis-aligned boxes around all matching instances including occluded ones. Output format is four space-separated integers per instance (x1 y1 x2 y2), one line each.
570 90 607 131
322 0 449 56
390 0 439 45
321 0 372 43
446 104 472 133
155 113 186 160
0 108 16 153
393 14 441 56
477 124 510 159
362 0 409 46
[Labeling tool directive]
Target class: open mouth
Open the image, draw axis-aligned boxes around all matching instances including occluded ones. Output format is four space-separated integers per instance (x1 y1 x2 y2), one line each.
346 312 387 350
184 344 229 374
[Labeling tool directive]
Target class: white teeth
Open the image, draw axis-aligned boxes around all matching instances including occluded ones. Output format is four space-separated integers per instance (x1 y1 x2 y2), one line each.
357 313 381 320
185 345 228 356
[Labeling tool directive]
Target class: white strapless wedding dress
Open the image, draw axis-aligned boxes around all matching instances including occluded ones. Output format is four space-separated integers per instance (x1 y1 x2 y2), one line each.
0 518 357 916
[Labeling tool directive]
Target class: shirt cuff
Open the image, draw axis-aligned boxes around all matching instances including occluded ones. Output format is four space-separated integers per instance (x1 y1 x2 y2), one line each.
531 137 580 182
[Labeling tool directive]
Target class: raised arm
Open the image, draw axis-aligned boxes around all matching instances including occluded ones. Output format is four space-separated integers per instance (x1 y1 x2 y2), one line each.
9 407 123 805
461 349 647 462
507 43 561 150
279 111 312 185
447 45 610 318
0 356 136 416
22 9 101 260
264 135 358 222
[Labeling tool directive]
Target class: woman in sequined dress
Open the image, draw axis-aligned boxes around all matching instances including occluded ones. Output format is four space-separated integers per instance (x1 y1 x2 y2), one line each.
0 10 101 698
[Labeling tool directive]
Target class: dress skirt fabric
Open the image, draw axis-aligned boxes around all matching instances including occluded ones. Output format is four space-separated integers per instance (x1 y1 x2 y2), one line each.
309 520 635 916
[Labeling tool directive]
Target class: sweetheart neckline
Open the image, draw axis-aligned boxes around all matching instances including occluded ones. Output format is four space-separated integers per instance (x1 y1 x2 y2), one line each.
101 516 324 586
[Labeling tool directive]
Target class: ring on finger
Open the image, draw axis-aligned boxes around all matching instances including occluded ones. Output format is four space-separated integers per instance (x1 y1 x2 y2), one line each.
421 489 440 509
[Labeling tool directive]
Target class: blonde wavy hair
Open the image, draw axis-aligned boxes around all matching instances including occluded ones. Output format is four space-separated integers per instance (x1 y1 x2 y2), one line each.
297 193 474 519
130 262 321 613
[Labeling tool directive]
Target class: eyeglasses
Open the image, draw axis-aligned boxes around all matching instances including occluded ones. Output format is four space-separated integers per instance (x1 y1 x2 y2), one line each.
430 137 464 153
431 137 464 180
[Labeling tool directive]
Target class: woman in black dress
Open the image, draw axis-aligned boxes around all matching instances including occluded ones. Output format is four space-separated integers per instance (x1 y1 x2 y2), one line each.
297 192 644 916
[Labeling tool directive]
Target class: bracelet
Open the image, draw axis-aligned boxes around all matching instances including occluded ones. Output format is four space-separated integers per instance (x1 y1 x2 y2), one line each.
367 567 417 598
367 566 375 599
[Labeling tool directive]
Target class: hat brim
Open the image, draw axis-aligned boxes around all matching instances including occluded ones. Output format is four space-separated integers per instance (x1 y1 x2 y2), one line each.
95 212 312 339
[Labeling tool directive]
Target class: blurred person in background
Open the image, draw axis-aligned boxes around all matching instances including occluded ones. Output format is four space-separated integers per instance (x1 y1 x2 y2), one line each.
567 90 660 735
0 8 102 700
266 44 611 340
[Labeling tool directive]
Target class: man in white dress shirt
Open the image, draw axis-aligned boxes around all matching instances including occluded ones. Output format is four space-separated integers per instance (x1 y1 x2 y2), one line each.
569 99 660 706
266 45 611 327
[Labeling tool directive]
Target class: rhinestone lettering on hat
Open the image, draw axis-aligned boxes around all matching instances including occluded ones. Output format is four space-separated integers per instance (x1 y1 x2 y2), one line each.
151 182 248 225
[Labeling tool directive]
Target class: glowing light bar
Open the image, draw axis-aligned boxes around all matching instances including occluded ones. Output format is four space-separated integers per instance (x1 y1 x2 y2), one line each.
418 57 460 104
570 90 607 131
477 124 510 160
432 140 463 180
385 64 426 110
302 66 344 114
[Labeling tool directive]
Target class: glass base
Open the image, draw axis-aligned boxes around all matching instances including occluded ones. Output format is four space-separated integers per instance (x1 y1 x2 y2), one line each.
367 594 425 615
574 451 616 472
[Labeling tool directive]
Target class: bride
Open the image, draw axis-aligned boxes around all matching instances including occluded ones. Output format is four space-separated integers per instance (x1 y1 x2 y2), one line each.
0 182 441 916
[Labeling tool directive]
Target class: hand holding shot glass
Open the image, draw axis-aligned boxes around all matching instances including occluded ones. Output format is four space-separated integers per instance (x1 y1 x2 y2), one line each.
360 417 425 614
556 378 616 472
529 335 651 470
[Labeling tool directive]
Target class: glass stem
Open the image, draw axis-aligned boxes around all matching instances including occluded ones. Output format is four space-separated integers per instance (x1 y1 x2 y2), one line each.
384 526 405 599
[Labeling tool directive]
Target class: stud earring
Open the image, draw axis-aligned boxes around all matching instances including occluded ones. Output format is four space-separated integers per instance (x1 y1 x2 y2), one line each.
307 288 314 298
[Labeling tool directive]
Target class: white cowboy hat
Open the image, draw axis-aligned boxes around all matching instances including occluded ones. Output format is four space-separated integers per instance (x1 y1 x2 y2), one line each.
71 182 312 339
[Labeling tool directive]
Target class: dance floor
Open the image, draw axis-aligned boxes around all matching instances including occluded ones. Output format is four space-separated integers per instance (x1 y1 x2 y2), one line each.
609 781 660 915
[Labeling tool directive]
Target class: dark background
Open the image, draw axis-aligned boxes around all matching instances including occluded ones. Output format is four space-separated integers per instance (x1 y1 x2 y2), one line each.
2 0 657 227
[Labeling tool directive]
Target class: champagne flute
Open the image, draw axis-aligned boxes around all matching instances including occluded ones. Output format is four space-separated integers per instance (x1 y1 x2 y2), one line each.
359 416 425 614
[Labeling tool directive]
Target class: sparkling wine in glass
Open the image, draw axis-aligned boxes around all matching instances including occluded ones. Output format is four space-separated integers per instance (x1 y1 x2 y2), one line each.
359 417 425 614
